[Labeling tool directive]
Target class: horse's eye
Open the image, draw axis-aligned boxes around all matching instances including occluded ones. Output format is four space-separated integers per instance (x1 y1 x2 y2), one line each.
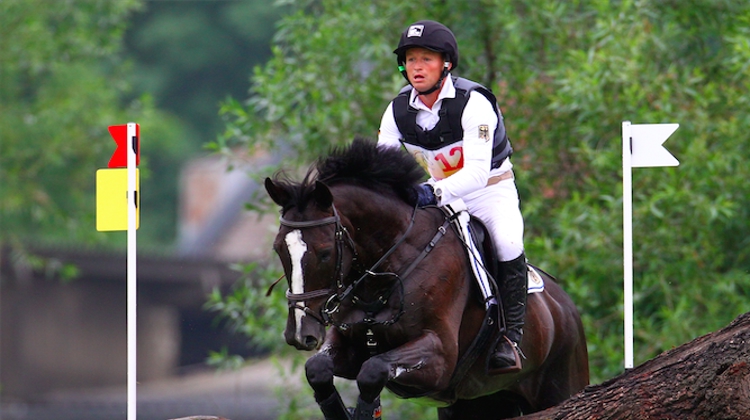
319 249 333 263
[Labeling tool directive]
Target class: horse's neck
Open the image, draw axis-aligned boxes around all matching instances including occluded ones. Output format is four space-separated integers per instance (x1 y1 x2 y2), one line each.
336 188 412 264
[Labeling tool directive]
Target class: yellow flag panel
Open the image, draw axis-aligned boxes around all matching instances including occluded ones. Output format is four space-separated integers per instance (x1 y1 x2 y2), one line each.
96 168 140 231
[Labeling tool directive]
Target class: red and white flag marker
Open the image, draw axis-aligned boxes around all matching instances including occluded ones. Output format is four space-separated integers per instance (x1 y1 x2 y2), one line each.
622 121 679 369
96 123 140 420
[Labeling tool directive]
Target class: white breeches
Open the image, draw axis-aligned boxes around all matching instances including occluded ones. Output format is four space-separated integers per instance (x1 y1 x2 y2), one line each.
461 177 525 262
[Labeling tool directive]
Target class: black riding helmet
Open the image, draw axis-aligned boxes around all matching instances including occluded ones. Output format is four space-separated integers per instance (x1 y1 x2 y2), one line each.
394 20 459 94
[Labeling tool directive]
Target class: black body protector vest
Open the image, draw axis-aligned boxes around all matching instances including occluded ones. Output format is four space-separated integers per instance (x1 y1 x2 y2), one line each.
392 77 512 169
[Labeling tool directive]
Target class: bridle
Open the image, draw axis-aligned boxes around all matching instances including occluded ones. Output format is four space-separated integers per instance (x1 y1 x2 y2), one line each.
280 203 451 331
280 206 355 326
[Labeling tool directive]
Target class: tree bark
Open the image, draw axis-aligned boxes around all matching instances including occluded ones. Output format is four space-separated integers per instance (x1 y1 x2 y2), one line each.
520 312 750 420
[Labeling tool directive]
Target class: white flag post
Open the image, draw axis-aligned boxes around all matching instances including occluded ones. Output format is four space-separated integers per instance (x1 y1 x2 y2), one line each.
622 121 679 369
126 122 138 420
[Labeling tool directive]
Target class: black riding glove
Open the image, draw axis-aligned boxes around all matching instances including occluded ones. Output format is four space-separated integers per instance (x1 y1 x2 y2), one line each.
415 184 437 207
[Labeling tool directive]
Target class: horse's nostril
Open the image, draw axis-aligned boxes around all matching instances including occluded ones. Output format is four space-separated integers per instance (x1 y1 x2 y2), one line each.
304 336 319 349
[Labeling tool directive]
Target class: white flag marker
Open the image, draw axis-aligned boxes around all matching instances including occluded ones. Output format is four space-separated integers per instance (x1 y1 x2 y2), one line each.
622 121 679 370
630 123 680 167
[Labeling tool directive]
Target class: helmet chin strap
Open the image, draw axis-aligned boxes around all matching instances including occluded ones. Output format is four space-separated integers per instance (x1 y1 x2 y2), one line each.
415 62 451 96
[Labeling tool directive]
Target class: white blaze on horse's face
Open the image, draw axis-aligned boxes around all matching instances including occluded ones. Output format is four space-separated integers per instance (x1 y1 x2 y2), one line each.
285 229 307 342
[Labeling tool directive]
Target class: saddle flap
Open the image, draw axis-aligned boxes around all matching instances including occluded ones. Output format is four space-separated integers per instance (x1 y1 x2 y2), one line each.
468 216 500 289
441 202 544 299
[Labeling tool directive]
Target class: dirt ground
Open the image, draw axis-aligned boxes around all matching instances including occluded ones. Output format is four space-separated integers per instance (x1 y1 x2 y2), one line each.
1 358 296 420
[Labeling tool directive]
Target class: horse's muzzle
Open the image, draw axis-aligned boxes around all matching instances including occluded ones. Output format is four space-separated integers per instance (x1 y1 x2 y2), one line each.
286 332 321 351
285 315 326 351
300 335 320 351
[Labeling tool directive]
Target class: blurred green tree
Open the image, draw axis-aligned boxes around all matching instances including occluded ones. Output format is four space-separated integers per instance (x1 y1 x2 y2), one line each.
118 0 287 248
0 0 190 249
123 0 286 149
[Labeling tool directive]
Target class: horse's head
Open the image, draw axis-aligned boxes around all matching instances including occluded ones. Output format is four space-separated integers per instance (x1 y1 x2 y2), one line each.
265 176 356 350
265 139 427 351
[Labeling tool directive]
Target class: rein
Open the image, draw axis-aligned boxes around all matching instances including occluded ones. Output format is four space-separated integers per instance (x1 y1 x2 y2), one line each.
323 203 421 330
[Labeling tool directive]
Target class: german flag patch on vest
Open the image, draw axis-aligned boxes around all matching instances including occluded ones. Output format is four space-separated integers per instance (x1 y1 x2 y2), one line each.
479 124 490 142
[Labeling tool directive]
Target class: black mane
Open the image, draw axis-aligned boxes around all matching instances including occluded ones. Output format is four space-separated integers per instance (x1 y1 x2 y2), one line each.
269 138 425 213
316 138 425 203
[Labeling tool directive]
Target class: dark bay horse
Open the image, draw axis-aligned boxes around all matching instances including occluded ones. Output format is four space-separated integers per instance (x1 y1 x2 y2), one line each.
265 139 589 419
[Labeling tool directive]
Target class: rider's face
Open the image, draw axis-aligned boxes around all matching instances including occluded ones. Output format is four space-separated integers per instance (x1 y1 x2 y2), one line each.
404 47 449 92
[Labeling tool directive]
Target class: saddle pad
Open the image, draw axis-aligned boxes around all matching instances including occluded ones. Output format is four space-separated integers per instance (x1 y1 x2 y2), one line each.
444 201 544 295
527 265 545 294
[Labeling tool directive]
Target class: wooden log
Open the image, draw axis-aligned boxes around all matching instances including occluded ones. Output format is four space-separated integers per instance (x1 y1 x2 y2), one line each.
520 312 750 420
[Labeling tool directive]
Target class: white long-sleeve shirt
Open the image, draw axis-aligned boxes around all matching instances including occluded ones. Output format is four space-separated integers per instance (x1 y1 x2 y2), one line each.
378 76 512 206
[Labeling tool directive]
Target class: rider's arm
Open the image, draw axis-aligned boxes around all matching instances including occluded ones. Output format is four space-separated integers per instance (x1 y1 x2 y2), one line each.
433 91 497 205
377 102 403 149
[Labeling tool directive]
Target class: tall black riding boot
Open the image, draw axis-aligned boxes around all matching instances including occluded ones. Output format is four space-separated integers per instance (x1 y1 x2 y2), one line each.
488 252 528 375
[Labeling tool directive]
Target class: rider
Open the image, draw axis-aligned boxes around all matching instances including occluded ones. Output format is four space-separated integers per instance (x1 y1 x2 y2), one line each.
377 20 527 374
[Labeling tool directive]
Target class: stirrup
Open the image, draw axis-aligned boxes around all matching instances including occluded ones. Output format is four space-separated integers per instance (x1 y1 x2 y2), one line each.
487 336 523 375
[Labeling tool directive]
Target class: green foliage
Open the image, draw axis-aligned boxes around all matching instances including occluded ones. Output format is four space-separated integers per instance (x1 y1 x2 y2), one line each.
123 0 286 147
214 1 466 165
113 1 287 246
0 0 190 248
213 0 750 416
206 262 291 354
519 0 750 381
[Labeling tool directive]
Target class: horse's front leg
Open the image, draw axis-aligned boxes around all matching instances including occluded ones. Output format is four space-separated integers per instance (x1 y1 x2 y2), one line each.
354 330 451 419
307 352 352 420
306 328 360 420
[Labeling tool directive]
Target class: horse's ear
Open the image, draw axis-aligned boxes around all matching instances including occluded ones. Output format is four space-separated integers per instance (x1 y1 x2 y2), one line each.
265 177 289 207
313 180 334 209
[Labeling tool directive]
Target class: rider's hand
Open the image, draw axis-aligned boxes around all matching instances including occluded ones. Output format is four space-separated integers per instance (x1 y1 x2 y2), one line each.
415 184 437 207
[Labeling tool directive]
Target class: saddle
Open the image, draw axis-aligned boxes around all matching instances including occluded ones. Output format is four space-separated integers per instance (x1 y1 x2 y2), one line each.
467 216 501 294
441 201 544 306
